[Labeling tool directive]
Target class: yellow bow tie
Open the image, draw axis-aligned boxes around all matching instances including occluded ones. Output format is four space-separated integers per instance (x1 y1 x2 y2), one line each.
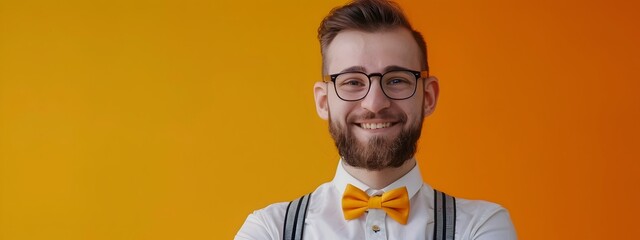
341 184 410 225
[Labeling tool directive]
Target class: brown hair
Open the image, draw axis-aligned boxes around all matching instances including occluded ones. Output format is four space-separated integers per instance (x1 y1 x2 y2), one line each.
318 0 428 73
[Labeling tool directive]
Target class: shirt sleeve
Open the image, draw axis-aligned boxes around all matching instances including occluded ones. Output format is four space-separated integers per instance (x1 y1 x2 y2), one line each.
472 207 517 240
235 212 273 240
235 203 287 240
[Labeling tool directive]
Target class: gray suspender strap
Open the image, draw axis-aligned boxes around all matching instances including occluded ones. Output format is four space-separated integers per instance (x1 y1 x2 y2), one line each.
433 189 456 240
282 190 456 240
283 193 312 240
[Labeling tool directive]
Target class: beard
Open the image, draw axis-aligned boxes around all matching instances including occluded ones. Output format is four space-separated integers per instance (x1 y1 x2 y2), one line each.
328 109 423 171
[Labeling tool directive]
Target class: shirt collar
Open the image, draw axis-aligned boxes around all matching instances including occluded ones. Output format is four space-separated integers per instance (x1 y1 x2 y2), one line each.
332 158 424 199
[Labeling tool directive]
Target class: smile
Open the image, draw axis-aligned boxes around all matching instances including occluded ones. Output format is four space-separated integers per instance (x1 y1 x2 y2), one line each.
359 122 393 130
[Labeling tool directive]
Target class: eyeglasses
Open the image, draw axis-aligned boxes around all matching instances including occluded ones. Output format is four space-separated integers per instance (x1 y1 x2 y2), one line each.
323 70 429 101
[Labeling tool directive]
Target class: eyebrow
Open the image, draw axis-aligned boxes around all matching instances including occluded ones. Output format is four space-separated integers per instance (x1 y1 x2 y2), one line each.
337 65 416 74
339 66 367 73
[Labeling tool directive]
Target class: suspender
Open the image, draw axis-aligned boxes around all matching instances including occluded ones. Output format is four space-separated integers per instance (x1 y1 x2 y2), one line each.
283 189 456 240
433 189 456 240
283 193 312 240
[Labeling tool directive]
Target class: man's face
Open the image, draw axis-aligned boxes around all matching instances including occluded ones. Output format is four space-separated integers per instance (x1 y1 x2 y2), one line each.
313 27 439 170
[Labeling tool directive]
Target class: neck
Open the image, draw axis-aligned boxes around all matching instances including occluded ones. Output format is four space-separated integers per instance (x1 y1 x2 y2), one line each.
343 158 416 190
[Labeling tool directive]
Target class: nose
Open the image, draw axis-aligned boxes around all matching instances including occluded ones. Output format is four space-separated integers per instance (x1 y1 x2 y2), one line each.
360 78 391 113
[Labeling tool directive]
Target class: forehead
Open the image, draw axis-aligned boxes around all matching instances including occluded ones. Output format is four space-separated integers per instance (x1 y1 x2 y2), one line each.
325 28 421 74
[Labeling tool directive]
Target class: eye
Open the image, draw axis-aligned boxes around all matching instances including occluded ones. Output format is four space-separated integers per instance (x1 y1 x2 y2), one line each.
342 79 366 86
386 77 411 85
335 73 368 88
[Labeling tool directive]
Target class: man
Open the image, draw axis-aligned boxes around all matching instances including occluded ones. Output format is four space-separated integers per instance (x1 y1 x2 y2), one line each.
236 0 517 239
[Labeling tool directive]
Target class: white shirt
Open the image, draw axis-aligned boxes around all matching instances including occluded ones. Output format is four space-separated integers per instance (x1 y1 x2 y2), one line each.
236 160 517 240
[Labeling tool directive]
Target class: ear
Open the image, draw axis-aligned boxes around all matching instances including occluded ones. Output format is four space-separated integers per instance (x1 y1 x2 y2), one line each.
314 82 329 120
423 76 439 117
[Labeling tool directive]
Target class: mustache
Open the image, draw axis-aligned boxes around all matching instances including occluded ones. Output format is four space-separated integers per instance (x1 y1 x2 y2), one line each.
348 109 407 122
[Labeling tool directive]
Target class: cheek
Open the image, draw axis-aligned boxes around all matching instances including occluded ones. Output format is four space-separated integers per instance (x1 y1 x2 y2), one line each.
327 99 356 123
328 105 349 123
399 100 424 123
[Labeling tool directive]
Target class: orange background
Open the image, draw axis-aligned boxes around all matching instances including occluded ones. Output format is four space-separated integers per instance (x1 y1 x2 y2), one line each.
1 0 638 239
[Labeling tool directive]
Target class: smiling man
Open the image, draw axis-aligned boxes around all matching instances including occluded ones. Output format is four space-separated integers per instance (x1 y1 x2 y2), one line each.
236 0 516 239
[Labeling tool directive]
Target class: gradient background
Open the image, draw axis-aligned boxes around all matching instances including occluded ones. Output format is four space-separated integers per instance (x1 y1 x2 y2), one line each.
1 0 638 239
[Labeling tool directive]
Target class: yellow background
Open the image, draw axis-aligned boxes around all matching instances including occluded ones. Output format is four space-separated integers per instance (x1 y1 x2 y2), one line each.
1 0 638 239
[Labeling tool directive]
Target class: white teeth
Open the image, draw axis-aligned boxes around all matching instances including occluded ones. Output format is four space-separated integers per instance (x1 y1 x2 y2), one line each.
361 122 392 129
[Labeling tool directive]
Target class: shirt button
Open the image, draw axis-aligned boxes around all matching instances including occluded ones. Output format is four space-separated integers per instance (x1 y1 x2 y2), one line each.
372 225 380 233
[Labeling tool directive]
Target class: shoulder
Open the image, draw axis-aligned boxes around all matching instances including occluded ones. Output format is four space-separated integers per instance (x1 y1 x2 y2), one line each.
454 197 518 240
235 182 335 240
235 201 289 240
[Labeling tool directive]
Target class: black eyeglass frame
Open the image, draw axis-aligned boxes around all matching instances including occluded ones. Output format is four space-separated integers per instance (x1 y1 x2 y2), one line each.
323 70 429 101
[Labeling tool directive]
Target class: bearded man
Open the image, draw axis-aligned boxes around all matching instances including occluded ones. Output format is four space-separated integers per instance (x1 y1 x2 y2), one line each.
236 0 517 239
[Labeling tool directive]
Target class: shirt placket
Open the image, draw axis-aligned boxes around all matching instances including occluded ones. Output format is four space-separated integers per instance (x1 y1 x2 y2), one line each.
365 209 387 240
365 188 388 240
